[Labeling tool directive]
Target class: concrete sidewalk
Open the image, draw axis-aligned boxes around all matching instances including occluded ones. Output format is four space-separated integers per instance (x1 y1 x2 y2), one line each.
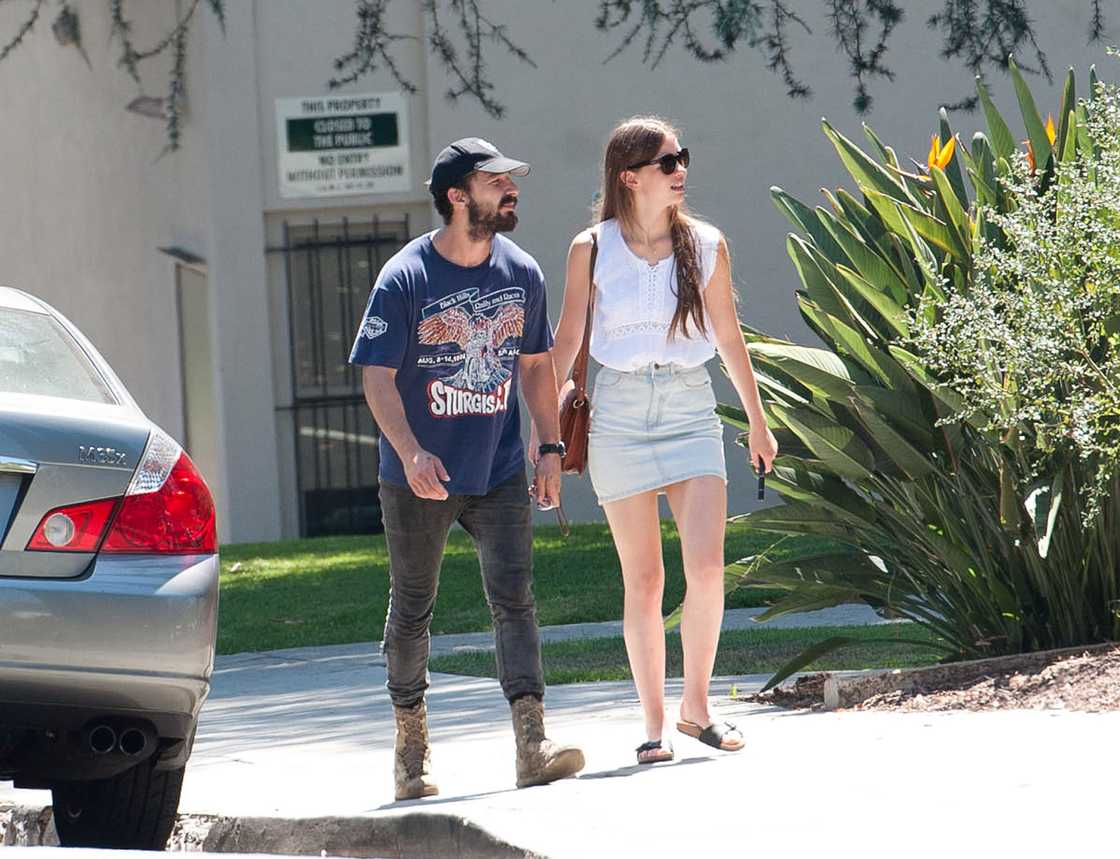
3 633 1116 857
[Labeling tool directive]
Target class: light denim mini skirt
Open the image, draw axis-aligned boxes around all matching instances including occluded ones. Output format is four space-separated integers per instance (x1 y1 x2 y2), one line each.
587 362 726 505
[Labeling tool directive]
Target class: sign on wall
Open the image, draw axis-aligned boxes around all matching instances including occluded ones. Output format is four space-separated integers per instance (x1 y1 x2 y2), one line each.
275 93 411 198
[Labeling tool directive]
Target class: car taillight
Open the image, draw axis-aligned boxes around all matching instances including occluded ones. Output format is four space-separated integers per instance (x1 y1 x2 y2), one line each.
100 429 216 554
27 498 119 552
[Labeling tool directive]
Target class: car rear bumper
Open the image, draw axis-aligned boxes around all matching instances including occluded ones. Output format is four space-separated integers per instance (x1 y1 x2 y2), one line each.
0 553 218 781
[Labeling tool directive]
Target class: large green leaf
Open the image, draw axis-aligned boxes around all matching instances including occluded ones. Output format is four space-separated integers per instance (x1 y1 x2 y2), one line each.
885 233 924 296
895 209 943 292
822 119 916 207
1055 69 1076 162
976 75 1017 160
818 212 909 306
964 133 1000 209
797 293 841 352
748 551 889 591
930 166 972 263
810 309 911 390
887 346 969 415
803 242 893 342
755 591 862 624
852 385 934 448
834 265 911 338
866 190 966 261
753 368 815 409
1025 471 1064 560
833 189 894 260
787 235 852 324
732 503 860 540
772 404 875 480
849 397 934 479
1009 56 1053 172
1060 110 1079 168
862 122 893 164
749 342 867 402
759 636 855 692
771 187 848 263
716 403 750 431
881 142 931 202
1075 102 1095 162
717 403 815 456
767 463 878 524
937 107 971 210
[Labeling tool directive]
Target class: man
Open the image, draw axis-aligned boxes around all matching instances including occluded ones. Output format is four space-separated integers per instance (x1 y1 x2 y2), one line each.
350 138 584 800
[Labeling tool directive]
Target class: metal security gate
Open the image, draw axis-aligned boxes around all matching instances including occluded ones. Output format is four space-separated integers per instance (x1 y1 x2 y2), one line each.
271 216 411 537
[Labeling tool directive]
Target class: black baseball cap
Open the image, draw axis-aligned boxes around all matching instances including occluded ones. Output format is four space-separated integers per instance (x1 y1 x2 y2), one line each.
427 137 530 198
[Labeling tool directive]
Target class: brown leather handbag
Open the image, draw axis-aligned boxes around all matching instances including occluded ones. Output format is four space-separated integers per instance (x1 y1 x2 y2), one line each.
558 229 598 474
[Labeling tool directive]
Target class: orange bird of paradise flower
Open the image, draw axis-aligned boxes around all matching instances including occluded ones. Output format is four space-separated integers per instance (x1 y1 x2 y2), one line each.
927 134 957 171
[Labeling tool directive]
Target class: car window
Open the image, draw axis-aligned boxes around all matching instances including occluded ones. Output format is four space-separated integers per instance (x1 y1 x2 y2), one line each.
0 309 116 403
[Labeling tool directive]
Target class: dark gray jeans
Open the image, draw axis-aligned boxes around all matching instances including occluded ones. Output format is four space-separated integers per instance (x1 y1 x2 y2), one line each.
378 470 545 708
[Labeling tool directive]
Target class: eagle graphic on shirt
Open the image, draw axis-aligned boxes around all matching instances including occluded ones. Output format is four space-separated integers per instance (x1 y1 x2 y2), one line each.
416 288 526 417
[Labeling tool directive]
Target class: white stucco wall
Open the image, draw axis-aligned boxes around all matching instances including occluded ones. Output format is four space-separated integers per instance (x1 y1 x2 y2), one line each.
1 0 1113 541
418 0 1116 522
0 2 210 437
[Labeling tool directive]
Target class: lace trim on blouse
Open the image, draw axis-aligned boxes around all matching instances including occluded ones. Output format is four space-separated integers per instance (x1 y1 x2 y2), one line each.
603 320 670 338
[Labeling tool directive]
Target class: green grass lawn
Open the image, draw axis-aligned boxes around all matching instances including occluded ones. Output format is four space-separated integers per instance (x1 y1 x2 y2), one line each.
217 522 832 655
429 624 943 685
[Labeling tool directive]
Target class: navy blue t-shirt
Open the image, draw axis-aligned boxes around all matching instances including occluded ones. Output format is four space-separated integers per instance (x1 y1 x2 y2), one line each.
349 232 553 495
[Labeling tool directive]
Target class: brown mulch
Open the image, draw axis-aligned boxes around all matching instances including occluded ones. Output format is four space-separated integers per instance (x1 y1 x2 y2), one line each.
749 646 1120 713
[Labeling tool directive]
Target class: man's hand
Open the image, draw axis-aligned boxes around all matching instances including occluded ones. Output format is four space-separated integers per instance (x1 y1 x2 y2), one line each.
403 448 451 500
532 452 562 510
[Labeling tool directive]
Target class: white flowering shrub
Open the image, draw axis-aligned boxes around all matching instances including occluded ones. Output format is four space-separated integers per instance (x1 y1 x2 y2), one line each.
912 76 1120 511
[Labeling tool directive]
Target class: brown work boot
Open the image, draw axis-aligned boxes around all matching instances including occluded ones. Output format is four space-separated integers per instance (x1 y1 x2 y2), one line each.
511 695 585 788
393 700 439 801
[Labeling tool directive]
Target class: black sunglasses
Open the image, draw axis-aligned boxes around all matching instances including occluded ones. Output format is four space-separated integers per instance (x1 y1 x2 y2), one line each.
626 148 690 174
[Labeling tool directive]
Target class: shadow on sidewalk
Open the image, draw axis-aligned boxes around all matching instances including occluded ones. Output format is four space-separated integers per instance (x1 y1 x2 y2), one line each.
577 755 717 780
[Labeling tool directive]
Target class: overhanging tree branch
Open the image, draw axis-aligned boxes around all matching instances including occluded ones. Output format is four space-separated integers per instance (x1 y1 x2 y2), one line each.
0 0 44 65
827 1 903 113
328 0 418 94
928 0 1053 111
329 0 537 119
0 0 1110 152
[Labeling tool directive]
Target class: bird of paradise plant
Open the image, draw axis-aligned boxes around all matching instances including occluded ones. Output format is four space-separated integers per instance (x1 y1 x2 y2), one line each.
1025 113 1058 172
703 58 1120 690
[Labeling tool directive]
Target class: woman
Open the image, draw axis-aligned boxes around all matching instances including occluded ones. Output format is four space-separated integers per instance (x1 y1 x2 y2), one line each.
547 116 778 763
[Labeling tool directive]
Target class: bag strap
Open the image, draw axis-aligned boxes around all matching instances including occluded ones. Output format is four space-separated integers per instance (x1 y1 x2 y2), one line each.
570 228 598 402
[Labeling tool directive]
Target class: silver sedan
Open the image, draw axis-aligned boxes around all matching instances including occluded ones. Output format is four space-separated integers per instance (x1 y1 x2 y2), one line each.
0 286 219 849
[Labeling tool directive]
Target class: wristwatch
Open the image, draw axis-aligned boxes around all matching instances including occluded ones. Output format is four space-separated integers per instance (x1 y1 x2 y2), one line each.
538 442 567 459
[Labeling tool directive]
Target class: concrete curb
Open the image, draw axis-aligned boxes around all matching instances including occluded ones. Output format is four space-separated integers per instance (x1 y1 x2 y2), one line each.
822 642 1119 709
1 803 546 859
0 803 55 847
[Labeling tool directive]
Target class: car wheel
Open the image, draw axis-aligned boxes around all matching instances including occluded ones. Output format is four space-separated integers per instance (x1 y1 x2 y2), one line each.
51 758 185 850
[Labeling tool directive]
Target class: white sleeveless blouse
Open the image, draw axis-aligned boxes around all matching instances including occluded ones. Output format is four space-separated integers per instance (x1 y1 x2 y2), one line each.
589 218 722 371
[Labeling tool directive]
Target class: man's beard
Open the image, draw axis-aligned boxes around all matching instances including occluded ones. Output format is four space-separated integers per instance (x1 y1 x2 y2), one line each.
466 195 518 240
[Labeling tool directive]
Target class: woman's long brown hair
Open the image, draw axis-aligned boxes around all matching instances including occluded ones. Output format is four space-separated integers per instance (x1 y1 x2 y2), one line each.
593 115 708 340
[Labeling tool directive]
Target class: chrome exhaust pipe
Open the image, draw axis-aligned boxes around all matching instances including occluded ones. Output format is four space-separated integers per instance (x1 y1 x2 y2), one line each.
87 724 117 755
118 727 149 757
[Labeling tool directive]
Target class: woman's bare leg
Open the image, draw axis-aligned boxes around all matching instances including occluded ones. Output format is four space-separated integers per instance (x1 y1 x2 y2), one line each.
603 490 667 742
664 476 727 728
